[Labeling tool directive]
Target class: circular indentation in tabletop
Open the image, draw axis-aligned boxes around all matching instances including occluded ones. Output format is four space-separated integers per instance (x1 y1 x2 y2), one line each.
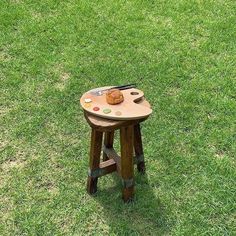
115 111 122 116
130 91 139 95
84 103 91 108
93 107 100 111
103 108 111 114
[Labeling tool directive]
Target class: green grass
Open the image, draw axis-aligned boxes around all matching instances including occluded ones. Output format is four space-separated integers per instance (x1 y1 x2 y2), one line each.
1 0 236 235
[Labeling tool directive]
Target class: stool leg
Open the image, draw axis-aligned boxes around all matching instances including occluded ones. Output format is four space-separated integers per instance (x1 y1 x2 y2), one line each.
103 131 114 161
87 129 103 194
120 125 134 202
134 124 145 173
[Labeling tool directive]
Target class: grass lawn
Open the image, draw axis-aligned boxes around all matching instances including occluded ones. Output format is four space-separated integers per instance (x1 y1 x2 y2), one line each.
1 0 236 235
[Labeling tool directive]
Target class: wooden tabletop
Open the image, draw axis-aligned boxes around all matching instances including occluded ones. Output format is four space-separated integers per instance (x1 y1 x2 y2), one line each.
84 97 151 131
80 87 152 121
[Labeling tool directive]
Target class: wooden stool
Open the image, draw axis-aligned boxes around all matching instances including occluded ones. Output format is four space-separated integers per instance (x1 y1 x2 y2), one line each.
84 107 149 202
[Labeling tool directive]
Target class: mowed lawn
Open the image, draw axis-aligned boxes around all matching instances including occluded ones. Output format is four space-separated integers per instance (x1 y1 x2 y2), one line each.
0 0 236 235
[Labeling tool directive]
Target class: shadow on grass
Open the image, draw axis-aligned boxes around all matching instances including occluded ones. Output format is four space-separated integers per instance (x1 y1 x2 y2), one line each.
93 170 171 235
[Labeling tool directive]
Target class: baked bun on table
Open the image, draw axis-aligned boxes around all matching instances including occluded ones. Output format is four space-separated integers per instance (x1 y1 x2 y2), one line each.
106 89 124 105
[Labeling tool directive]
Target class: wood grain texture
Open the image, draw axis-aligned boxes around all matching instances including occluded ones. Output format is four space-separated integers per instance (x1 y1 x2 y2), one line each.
87 129 103 194
80 87 152 120
103 147 121 174
85 99 149 202
103 131 114 161
134 124 145 173
99 159 117 176
84 111 147 131
120 125 134 202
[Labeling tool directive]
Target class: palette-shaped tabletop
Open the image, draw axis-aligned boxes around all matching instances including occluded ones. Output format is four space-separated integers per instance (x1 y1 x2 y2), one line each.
80 87 152 120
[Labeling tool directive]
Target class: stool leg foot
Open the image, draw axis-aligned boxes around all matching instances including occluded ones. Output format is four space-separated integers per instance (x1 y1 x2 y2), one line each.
103 131 114 161
137 162 145 173
87 177 98 194
120 125 134 202
122 187 134 203
87 129 103 195
134 124 146 174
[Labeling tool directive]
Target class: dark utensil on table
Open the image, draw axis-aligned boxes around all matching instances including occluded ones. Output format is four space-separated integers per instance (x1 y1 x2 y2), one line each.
90 84 136 96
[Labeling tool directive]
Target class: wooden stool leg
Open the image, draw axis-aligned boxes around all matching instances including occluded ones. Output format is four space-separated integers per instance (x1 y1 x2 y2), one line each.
103 131 114 161
120 125 134 202
134 124 145 173
87 129 103 194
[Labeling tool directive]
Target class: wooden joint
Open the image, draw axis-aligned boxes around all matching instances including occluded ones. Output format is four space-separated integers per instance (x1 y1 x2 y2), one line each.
121 178 134 188
88 159 117 178
103 147 121 165
88 168 104 178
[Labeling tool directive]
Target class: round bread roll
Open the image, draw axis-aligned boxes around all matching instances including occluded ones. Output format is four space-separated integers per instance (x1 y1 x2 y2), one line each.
106 89 124 105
